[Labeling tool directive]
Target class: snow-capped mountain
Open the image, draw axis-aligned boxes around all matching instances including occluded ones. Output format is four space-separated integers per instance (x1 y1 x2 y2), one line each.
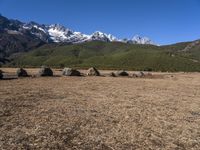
132 35 155 45
47 24 92 43
90 31 117 42
18 20 155 44
0 14 156 45
22 21 50 42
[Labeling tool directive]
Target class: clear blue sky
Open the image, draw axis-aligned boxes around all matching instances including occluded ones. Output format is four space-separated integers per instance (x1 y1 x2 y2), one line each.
0 0 200 45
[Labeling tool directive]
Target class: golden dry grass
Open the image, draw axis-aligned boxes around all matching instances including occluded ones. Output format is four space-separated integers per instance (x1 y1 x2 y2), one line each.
0 68 200 149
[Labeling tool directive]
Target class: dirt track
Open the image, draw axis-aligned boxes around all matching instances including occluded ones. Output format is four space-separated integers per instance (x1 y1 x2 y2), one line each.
0 68 200 149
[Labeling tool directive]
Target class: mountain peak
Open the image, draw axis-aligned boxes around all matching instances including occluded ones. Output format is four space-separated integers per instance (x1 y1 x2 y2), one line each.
49 24 66 30
90 31 117 42
0 14 157 45
132 35 155 45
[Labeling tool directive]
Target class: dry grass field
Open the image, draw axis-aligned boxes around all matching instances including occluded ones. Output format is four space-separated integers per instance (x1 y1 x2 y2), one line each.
0 68 200 149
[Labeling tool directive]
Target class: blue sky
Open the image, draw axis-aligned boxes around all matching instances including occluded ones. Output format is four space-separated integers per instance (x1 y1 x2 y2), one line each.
0 0 200 45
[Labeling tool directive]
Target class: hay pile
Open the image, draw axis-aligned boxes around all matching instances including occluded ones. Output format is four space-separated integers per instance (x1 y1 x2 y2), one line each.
0 70 3 79
62 68 81 76
38 66 53 76
87 67 100 76
133 72 153 78
116 70 129 76
109 72 117 77
16 68 28 77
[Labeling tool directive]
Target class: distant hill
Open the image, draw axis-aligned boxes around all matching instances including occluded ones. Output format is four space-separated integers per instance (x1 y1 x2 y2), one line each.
1 14 200 72
9 41 200 72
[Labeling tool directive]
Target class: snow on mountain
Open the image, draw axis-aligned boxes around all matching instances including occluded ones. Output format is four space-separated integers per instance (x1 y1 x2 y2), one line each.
22 22 50 42
0 15 156 45
107 34 118 42
48 24 72 42
22 22 154 45
23 21 47 33
131 35 155 45
90 31 117 42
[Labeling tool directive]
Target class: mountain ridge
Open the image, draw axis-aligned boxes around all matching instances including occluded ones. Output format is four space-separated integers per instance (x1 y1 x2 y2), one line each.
0 14 157 60
0 14 156 45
